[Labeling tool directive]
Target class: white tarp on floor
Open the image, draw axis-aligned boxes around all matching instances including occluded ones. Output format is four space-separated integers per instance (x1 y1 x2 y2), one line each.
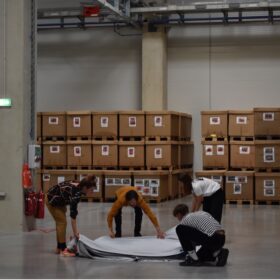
75 227 185 261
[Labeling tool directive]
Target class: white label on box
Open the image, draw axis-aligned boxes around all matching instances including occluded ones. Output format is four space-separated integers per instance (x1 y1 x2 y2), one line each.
122 178 131 185
127 147 135 158
154 116 163 127
129 116 137 127
212 175 222 183
93 178 100 192
50 146 60 153
205 145 213 156
236 176 247 183
142 180 150 196
264 179 275 188
210 116 220 125
135 179 144 194
49 117 58 125
236 116 247 124
227 176 236 183
114 178 122 185
264 187 275 196
105 178 114 186
150 179 160 197
43 174 50 181
154 148 162 159
74 146 82 157
102 145 109 156
263 147 275 163
73 117 81 128
239 146 250 154
263 112 274 121
57 176 65 184
101 117 109 128
135 185 143 194
217 145 225 155
233 183 242 195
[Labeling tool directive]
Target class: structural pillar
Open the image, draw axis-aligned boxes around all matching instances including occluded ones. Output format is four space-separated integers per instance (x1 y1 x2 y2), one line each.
0 0 36 232
142 25 167 110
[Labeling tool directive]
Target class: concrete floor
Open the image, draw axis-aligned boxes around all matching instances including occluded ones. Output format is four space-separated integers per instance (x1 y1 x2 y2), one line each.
1 196 280 279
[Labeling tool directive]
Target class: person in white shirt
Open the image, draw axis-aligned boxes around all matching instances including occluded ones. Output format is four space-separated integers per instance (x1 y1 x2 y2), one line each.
178 174 224 222
173 203 229 267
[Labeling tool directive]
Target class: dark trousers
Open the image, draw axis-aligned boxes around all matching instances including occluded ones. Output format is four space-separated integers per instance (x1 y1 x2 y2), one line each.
176 224 225 262
203 188 224 223
115 206 143 235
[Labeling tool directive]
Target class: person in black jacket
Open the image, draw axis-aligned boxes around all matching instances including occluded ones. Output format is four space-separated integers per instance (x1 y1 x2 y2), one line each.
46 175 96 256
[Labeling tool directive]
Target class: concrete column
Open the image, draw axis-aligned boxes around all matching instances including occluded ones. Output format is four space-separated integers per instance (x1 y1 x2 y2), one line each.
142 25 167 110
0 0 35 232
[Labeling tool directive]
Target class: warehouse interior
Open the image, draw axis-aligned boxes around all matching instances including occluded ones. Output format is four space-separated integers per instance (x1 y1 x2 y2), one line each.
1 0 280 278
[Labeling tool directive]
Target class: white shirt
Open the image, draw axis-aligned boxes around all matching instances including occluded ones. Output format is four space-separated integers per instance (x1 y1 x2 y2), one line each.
180 211 222 237
192 177 221 197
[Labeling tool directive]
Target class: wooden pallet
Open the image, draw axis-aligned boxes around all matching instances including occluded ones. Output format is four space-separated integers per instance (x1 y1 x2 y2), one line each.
145 197 168 203
255 135 280 140
230 167 255 171
180 164 193 169
104 197 116 203
254 168 280 173
203 167 228 171
145 136 179 141
43 166 67 170
202 136 228 141
146 166 174 171
119 136 144 141
229 136 255 141
67 136 91 141
92 136 117 141
179 137 191 141
67 166 92 170
226 200 254 205
255 200 280 205
41 136 66 141
92 166 118 170
80 196 103 202
119 166 145 171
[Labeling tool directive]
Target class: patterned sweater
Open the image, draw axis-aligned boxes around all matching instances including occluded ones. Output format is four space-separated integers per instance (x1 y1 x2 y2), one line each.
47 181 81 219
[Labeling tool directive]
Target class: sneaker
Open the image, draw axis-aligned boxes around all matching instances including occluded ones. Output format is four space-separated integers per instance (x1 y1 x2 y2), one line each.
216 248 229 266
179 256 201 267
60 249 76 257
134 232 142 237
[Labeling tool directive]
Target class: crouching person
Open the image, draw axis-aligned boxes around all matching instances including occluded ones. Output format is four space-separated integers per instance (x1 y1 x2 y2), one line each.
46 175 97 256
173 204 229 267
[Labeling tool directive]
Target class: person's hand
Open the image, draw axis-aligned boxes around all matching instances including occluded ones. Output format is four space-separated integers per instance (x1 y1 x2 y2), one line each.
157 230 165 239
109 230 115 238
74 232 80 240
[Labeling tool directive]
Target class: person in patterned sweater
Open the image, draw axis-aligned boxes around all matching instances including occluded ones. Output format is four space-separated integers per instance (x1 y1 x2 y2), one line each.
46 175 97 256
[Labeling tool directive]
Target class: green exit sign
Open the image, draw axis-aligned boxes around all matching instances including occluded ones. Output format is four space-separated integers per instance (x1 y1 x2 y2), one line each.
0 98 12 108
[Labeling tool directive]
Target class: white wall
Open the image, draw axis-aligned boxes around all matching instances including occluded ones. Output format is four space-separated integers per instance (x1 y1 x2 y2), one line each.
37 23 280 170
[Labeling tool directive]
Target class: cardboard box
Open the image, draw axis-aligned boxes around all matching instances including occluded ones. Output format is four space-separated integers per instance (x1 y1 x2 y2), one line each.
66 111 92 138
42 170 76 194
104 171 132 200
254 108 280 136
146 141 179 168
43 141 67 167
42 112 66 137
255 140 280 168
92 140 118 167
37 112 42 140
230 141 255 168
119 141 145 167
225 171 254 201
133 170 170 201
179 113 192 140
145 111 180 138
92 111 118 138
76 170 103 200
201 111 228 138
202 140 229 169
195 170 225 189
228 110 254 137
67 141 92 167
119 111 145 137
179 141 194 168
255 172 280 201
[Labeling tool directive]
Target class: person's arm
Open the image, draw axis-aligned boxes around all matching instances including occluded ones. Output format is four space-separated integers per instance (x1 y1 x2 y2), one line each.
107 200 122 238
139 199 165 239
71 218 79 239
70 203 79 239
191 194 203 212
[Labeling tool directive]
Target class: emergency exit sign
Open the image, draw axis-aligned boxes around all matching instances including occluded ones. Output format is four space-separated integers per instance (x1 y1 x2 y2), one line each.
0 98 12 108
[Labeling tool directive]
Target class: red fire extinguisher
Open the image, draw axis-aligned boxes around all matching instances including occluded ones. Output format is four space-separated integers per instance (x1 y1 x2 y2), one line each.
22 163 32 190
25 191 37 216
35 191 45 219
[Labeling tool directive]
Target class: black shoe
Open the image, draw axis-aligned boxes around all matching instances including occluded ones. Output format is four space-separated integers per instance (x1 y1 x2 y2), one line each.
134 232 142 237
115 232 122 238
216 248 229 267
179 257 201 267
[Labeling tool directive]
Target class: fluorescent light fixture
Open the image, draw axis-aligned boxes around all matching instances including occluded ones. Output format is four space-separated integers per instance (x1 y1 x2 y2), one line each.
0 98 12 107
